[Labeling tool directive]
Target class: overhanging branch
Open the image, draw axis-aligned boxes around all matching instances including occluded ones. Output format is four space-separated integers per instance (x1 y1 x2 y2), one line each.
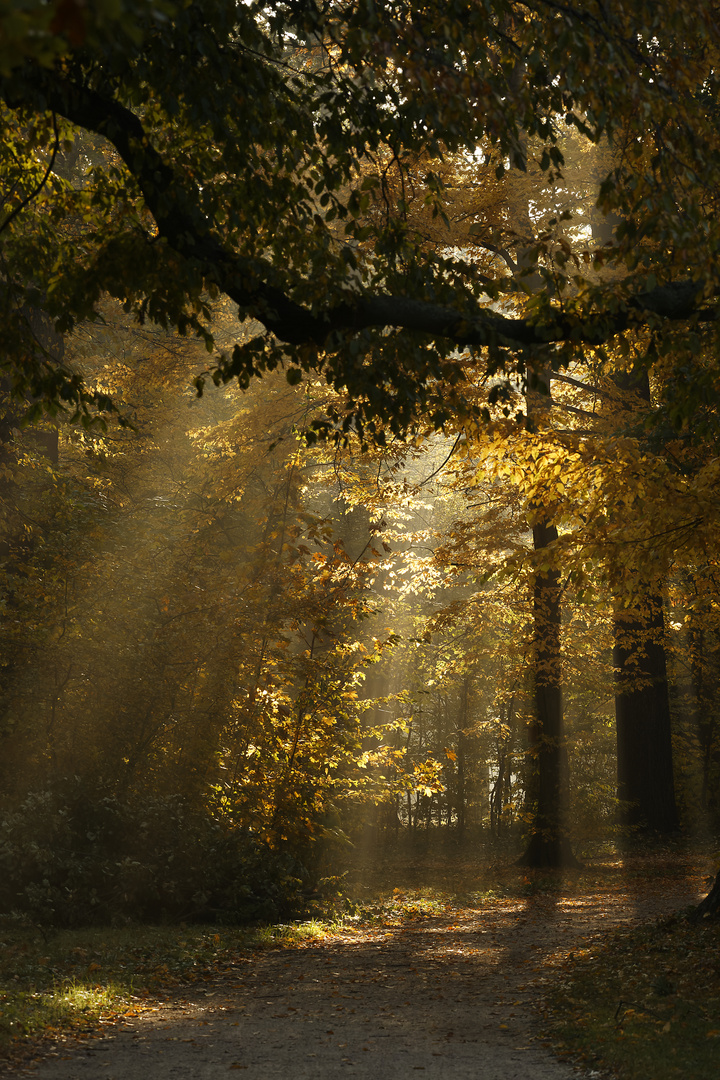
1 68 713 357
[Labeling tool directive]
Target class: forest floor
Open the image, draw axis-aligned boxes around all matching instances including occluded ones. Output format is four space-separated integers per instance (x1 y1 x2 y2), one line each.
0 846 716 1080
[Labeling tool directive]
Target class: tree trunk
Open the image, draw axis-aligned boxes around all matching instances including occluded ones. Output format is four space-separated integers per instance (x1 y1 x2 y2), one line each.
608 364 679 835
614 587 679 833
693 869 720 919
456 680 468 839
518 520 581 868
688 612 720 815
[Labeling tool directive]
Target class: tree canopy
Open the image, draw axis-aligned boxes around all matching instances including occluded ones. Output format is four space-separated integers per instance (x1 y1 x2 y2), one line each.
1 1 719 440
2 1 720 909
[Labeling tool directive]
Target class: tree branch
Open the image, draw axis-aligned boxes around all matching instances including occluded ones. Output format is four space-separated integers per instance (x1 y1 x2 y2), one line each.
0 111 59 236
1 69 714 357
551 371 615 399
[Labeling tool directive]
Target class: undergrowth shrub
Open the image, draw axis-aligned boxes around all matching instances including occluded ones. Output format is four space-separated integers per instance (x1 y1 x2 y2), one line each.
0 781 311 926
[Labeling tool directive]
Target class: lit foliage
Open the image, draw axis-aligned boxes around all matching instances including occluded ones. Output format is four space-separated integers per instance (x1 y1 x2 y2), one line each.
0 304 412 922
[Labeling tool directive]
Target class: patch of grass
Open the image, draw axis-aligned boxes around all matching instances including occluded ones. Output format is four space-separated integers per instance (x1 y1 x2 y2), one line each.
396 893 448 917
5 978 126 1039
544 909 720 1079
349 886 453 924
250 919 336 947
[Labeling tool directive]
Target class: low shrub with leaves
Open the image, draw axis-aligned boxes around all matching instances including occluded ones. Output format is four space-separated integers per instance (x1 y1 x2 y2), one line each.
0 781 314 926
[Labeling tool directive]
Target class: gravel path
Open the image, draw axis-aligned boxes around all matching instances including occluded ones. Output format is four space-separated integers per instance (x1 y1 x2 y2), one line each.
8 864 706 1079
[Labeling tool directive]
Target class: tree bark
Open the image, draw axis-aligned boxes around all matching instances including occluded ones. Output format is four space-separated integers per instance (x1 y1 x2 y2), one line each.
688 610 720 816
608 365 679 835
516 347 580 868
613 588 679 833
455 678 468 839
693 869 720 919
518 519 581 868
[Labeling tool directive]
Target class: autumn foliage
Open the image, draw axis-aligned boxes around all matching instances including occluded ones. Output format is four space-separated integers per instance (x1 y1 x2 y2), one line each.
1 2 720 919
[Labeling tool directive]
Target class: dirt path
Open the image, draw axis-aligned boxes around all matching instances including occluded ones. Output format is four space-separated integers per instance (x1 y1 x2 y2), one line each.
8 862 707 1079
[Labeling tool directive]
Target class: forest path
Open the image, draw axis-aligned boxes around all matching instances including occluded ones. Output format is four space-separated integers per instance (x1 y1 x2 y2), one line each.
11 855 707 1079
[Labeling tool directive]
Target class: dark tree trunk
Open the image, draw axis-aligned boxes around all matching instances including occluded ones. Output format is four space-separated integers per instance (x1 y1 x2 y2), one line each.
518 520 580 868
456 679 468 838
694 869 720 919
603 357 679 835
688 615 720 815
614 588 679 833
490 693 520 838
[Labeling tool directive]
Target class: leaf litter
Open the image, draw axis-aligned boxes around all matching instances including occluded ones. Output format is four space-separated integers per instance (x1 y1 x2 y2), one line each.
0 848 712 1079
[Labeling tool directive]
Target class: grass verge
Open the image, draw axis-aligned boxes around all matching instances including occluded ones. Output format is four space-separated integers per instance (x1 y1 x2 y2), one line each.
0 914 345 1067
0 884 468 1064
544 908 720 1079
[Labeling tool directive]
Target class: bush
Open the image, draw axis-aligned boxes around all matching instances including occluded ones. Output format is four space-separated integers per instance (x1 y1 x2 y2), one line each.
0 781 311 926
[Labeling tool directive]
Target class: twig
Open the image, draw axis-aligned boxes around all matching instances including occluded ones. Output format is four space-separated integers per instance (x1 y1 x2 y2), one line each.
615 999 662 1024
0 113 60 236
419 432 464 483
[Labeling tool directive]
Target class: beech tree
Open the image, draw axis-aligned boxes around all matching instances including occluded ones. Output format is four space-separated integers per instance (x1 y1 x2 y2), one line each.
0 300 417 921
1 2 719 436
3 3 720 900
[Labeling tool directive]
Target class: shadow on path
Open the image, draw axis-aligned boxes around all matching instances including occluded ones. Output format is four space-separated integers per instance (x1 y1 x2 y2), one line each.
11 857 706 1080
